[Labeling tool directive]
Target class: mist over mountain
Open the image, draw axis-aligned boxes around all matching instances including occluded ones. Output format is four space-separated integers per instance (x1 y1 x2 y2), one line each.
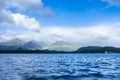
0 39 80 51
1 39 120 53
22 41 41 50
0 39 42 50
0 39 25 46
42 41 80 52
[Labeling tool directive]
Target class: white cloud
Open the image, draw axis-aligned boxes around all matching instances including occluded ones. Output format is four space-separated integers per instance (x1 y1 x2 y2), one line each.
0 30 16 42
11 0 53 17
1 23 120 47
0 9 40 30
0 0 53 31
0 0 53 16
11 13 40 30
102 0 120 6
0 10 14 25
0 0 46 31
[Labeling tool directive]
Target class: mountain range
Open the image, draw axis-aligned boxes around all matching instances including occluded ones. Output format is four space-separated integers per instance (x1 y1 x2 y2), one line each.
0 39 120 53
0 39 42 50
0 39 79 51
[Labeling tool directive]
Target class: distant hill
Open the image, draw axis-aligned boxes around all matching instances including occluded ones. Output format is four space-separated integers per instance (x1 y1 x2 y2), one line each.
0 39 42 50
22 41 41 50
1 39 120 53
76 46 120 53
0 46 120 53
0 38 25 46
0 45 20 50
0 39 25 50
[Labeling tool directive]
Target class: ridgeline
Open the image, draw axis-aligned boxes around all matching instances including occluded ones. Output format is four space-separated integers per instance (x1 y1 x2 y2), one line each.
0 46 120 53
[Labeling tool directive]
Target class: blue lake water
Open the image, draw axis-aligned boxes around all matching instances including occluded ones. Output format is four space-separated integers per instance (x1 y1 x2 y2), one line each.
0 53 120 80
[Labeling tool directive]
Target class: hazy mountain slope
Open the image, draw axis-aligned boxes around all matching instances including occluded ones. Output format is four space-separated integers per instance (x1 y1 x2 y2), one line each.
0 39 25 46
23 41 41 50
0 39 43 50
43 41 80 52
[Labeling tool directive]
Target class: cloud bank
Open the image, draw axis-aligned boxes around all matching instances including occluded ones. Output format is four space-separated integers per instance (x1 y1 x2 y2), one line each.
1 23 120 47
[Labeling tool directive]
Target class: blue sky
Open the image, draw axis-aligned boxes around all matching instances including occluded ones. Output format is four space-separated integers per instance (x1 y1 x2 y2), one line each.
39 0 120 26
1 0 120 46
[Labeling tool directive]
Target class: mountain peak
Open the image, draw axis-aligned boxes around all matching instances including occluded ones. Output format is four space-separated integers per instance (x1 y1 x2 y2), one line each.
23 41 41 50
0 38 25 46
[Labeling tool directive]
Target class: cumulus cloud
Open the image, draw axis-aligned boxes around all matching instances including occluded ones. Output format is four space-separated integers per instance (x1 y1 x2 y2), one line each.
1 23 120 47
0 9 40 30
11 13 40 30
102 0 120 6
0 10 14 25
0 30 16 42
0 0 53 16
0 0 53 30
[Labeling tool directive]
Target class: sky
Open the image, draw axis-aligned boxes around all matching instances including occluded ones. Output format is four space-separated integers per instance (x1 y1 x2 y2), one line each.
0 0 120 47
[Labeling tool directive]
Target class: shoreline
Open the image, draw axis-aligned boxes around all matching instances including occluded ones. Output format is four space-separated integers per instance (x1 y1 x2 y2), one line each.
0 50 119 54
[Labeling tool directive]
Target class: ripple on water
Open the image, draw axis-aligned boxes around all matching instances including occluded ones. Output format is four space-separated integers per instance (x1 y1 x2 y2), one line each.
21 74 90 80
0 54 120 80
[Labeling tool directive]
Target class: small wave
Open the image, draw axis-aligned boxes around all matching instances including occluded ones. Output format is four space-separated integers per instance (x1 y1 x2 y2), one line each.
1 54 120 80
78 68 91 72
57 69 75 74
57 61 70 67
88 72 104 77
22 74 90 80
97 61 111 66
23 76 47 80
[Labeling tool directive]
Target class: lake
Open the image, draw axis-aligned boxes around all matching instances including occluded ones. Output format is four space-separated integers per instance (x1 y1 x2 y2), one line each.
0 53 120 80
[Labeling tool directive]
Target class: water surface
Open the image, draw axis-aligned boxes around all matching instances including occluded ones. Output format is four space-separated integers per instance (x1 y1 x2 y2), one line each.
0 53 120 80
